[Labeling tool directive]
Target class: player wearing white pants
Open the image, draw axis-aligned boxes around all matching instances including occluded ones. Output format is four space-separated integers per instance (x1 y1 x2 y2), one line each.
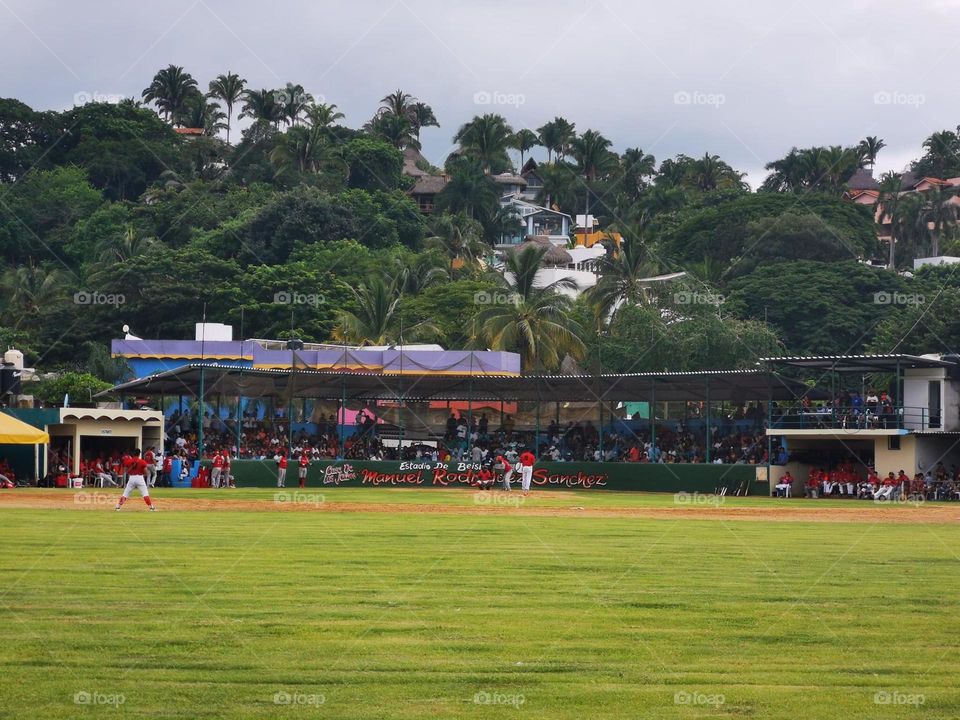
518 450 535 494
116 449 156 511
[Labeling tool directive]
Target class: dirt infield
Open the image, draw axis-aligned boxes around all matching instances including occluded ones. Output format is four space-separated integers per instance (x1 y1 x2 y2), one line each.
1 489 958 523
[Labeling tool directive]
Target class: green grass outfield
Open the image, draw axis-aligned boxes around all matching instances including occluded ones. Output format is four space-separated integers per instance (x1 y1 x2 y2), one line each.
1 488 959 718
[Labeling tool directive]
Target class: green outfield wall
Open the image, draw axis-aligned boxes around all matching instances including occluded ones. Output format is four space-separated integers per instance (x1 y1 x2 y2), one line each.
213 459 767 494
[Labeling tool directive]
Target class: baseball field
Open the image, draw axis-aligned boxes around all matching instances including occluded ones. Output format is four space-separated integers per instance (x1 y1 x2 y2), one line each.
1 487 959 719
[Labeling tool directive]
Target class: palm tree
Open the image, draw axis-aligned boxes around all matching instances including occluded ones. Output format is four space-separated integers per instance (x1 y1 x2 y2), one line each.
270 125 346 180
425 212 488 267
537 117 576 163
858 136 885 170
585 227 665 319
304 102 345 129
174 95 227 135
896 192 927 263
921 130 960 178
436 157 499 218
410 102 439 142
239 88 285 128
815 145 861 192
453 114 515 174
96 226 158 264
876 172 904 269
638 184 686 217
920 184 959 257
511 129 539 169
207 72 246 143
379 89 416 120
535 162 578 211
333 277 436 345
277 83 312 126
473 244 584 371
571 129 615 229
621 147 656 197
689 153 730 191
141 65 200 123
388 253 449 295
762 147 806 192
477 204 524 246
2 263 65 321
364 112 418 150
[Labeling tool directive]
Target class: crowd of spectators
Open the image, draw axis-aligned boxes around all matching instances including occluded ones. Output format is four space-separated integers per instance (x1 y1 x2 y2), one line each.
158 406 780 467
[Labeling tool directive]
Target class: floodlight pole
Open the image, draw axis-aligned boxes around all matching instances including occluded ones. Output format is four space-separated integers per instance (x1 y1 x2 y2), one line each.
705 377 711 464
467 351 474 459
398 312 404 455
339 343 346 459
534 375 541 459
597 327 604 458
236 309 244 457
650 379 656 463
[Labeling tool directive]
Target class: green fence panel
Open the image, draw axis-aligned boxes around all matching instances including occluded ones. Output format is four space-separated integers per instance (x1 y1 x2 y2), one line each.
216 459 761 494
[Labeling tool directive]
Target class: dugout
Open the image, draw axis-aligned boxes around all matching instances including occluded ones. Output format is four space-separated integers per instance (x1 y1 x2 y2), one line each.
4 407 163 480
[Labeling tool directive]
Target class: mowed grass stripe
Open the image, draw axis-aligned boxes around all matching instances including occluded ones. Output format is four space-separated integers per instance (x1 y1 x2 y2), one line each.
0 507 958 718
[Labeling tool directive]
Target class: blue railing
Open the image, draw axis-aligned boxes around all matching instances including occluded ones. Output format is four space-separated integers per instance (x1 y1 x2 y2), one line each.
772 405 936 431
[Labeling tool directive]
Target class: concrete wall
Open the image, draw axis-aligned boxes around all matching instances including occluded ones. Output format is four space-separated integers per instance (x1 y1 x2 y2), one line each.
873 434 917 476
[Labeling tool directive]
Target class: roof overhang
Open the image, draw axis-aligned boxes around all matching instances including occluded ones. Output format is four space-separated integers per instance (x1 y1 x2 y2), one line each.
96 364 809 404
760 354 956 373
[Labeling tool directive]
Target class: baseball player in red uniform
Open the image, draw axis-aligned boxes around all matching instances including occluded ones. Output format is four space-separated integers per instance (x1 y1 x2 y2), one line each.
518 449 536 494
115 449 156 511
298 450 310 488
496 455 514 491
211 450 225 488
143 447 156 487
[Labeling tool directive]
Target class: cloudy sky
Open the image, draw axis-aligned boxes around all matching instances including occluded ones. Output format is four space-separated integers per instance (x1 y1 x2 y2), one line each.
3 0 959 186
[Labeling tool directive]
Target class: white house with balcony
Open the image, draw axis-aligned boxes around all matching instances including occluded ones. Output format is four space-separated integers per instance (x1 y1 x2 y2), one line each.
496 197 571 248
